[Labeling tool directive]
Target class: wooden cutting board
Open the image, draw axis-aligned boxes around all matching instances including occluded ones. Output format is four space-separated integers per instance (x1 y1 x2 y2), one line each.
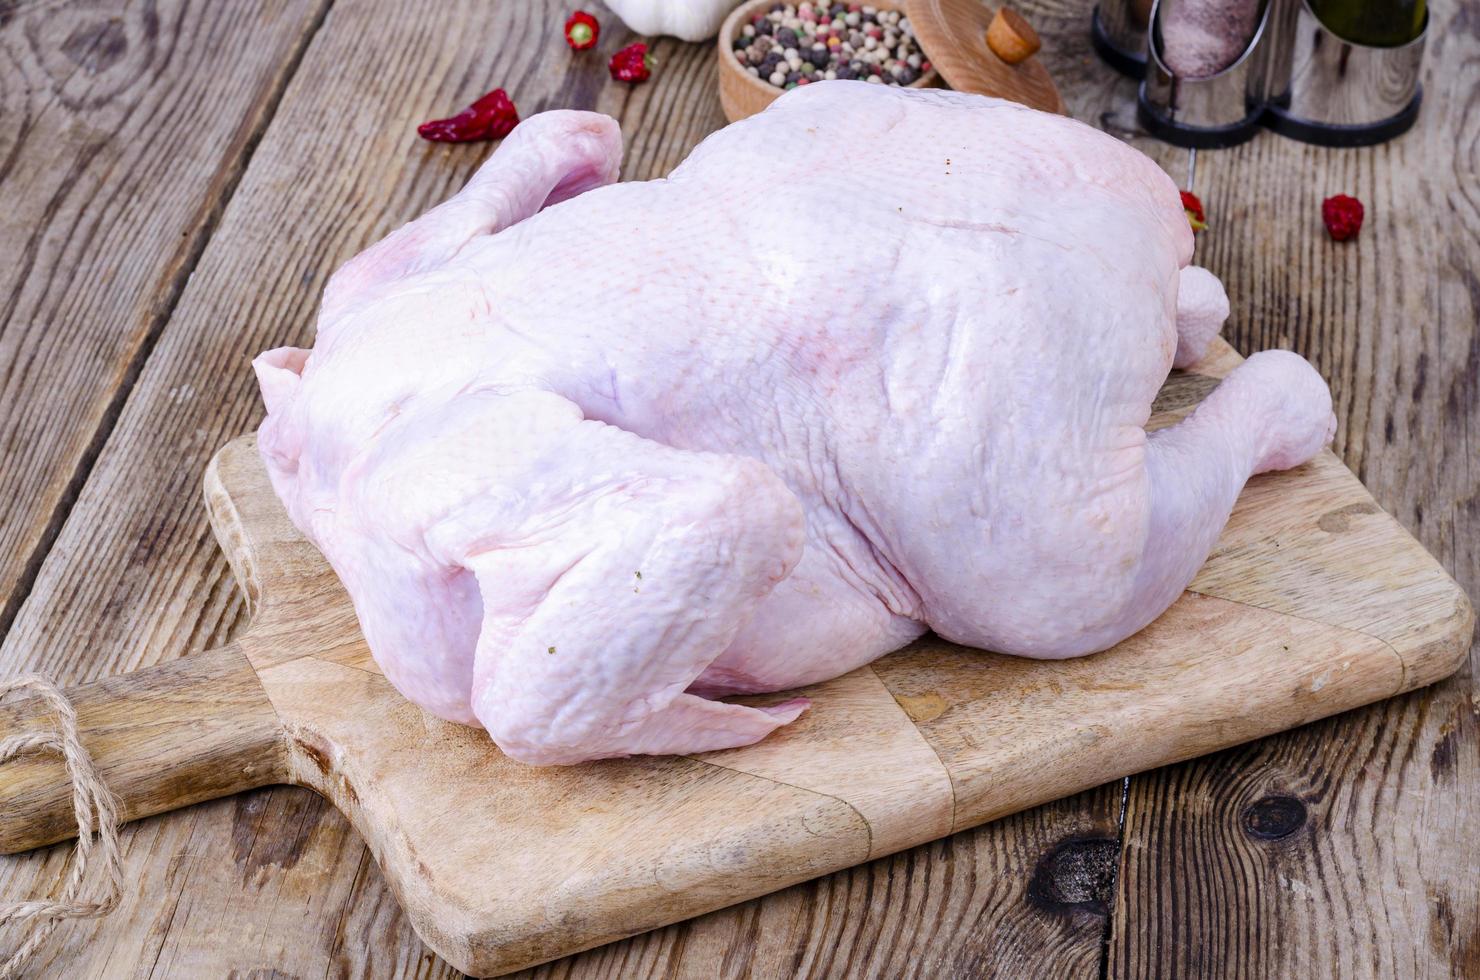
0 339 1470 977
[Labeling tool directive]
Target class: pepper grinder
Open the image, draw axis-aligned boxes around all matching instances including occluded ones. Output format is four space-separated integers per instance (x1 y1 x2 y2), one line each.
1092 0 1427 148
1263 0 1427 145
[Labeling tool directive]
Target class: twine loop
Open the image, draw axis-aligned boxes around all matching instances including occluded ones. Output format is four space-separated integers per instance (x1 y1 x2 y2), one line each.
0 675 122 979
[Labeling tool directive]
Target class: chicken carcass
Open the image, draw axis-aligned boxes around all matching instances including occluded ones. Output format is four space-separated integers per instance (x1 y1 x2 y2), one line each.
254 83 1335 765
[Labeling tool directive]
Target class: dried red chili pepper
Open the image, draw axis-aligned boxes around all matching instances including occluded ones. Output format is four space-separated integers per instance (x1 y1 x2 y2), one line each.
609 42 655 83
1180 190 1207 232
417 88 520 143
565 10 599 50
1321 193 1364 241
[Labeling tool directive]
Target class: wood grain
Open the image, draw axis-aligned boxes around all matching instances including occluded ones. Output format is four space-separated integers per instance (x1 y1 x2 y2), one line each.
906 0 1065 113
0 0 1474 975
4 340 1466 975
337 799 1122 980
518 6 1177 975
0 1 746 975
412 789 1122 980
0 0 1165 975
0 0 327 635
0 642 285 853
0 0 324 972
1107 0 1480 972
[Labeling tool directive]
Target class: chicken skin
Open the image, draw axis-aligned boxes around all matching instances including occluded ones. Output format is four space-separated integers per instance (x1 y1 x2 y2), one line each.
254 83 1335 764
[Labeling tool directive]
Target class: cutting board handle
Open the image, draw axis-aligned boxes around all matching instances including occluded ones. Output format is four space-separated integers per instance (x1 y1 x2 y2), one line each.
0 644 288 854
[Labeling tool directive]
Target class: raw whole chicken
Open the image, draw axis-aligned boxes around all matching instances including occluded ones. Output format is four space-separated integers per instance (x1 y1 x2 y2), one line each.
254 83 1335 765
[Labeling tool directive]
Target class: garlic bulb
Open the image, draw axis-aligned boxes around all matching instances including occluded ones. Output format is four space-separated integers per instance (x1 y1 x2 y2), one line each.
604 0 743 42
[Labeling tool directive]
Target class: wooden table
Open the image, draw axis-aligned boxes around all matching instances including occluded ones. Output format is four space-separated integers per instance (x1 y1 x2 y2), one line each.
0 1 1473 976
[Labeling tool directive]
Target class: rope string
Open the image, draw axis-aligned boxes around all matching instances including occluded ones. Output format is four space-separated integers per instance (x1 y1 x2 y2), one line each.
0 675 122 979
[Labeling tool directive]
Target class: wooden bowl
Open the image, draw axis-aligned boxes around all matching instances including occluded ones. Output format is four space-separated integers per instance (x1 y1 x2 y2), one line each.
717 0 941 123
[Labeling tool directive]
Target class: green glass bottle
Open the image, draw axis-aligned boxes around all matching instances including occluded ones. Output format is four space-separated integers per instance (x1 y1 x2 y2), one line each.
1308 0 1427 46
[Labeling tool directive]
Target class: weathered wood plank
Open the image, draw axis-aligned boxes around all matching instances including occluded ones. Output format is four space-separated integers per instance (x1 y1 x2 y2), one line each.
0 0 739 975
0 0 324 972
331 790 1117 980
338 3 1173 977
0 643 285 854
0 0 327 633
0 0 1169 975
1108 0 1480 973
144 789 367 979
20 0 1468 977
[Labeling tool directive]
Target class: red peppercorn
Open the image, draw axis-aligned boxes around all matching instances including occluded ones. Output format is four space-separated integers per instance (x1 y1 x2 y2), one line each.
565 10 599 50
609 42 655 83
1321 193 1364 242
417 88 520 143
1180 190 1208 232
